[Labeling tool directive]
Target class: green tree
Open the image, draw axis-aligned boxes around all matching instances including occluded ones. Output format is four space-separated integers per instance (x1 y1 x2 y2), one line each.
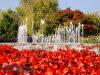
87 12 100 25
0 9 18 38
17 0 58 35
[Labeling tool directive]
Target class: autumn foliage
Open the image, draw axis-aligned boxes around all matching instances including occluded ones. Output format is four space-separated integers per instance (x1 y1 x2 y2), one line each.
45 8 99 36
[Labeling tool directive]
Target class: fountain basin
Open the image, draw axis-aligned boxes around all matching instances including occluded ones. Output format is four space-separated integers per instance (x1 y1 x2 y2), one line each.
0 43 99 54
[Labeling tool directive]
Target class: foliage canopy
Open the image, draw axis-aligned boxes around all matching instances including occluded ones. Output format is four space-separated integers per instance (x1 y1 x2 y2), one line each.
0 9 18 38
17 0 58 35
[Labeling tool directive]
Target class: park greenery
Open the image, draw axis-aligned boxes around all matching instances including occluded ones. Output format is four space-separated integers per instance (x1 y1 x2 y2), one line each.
81 35 100 43
0 0 100 42
0 9 18 39
17 0 58 34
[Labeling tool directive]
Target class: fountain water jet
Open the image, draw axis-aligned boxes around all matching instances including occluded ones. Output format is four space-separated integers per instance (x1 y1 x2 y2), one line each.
18 25 27 43
32 22 83 44
17 21 83 44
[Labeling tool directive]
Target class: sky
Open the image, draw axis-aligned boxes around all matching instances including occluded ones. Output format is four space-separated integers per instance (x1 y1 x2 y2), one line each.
0 0 100 13
0 0 19 10
58 0 100 13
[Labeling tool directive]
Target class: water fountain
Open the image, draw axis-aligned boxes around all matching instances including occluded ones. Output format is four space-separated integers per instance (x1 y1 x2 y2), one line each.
16 21 100 53
17 19 83 44
17 21 81 48
32 22 84 44
18 24 27 43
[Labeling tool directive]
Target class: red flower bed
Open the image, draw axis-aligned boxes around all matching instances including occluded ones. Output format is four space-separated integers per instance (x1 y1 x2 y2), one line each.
0 45 100 75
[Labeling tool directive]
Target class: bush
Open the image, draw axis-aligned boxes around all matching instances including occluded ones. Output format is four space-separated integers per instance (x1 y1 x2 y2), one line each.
81 36 100 43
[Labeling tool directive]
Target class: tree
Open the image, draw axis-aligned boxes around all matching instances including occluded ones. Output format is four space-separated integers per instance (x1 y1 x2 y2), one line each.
17 0 58 35
83 12 100 35
86 12 100 28
44 8 100 36
44 8 86 35
0 9 18 38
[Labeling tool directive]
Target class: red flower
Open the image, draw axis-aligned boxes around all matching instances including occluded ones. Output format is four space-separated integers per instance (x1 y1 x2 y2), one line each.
0 44 100 74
